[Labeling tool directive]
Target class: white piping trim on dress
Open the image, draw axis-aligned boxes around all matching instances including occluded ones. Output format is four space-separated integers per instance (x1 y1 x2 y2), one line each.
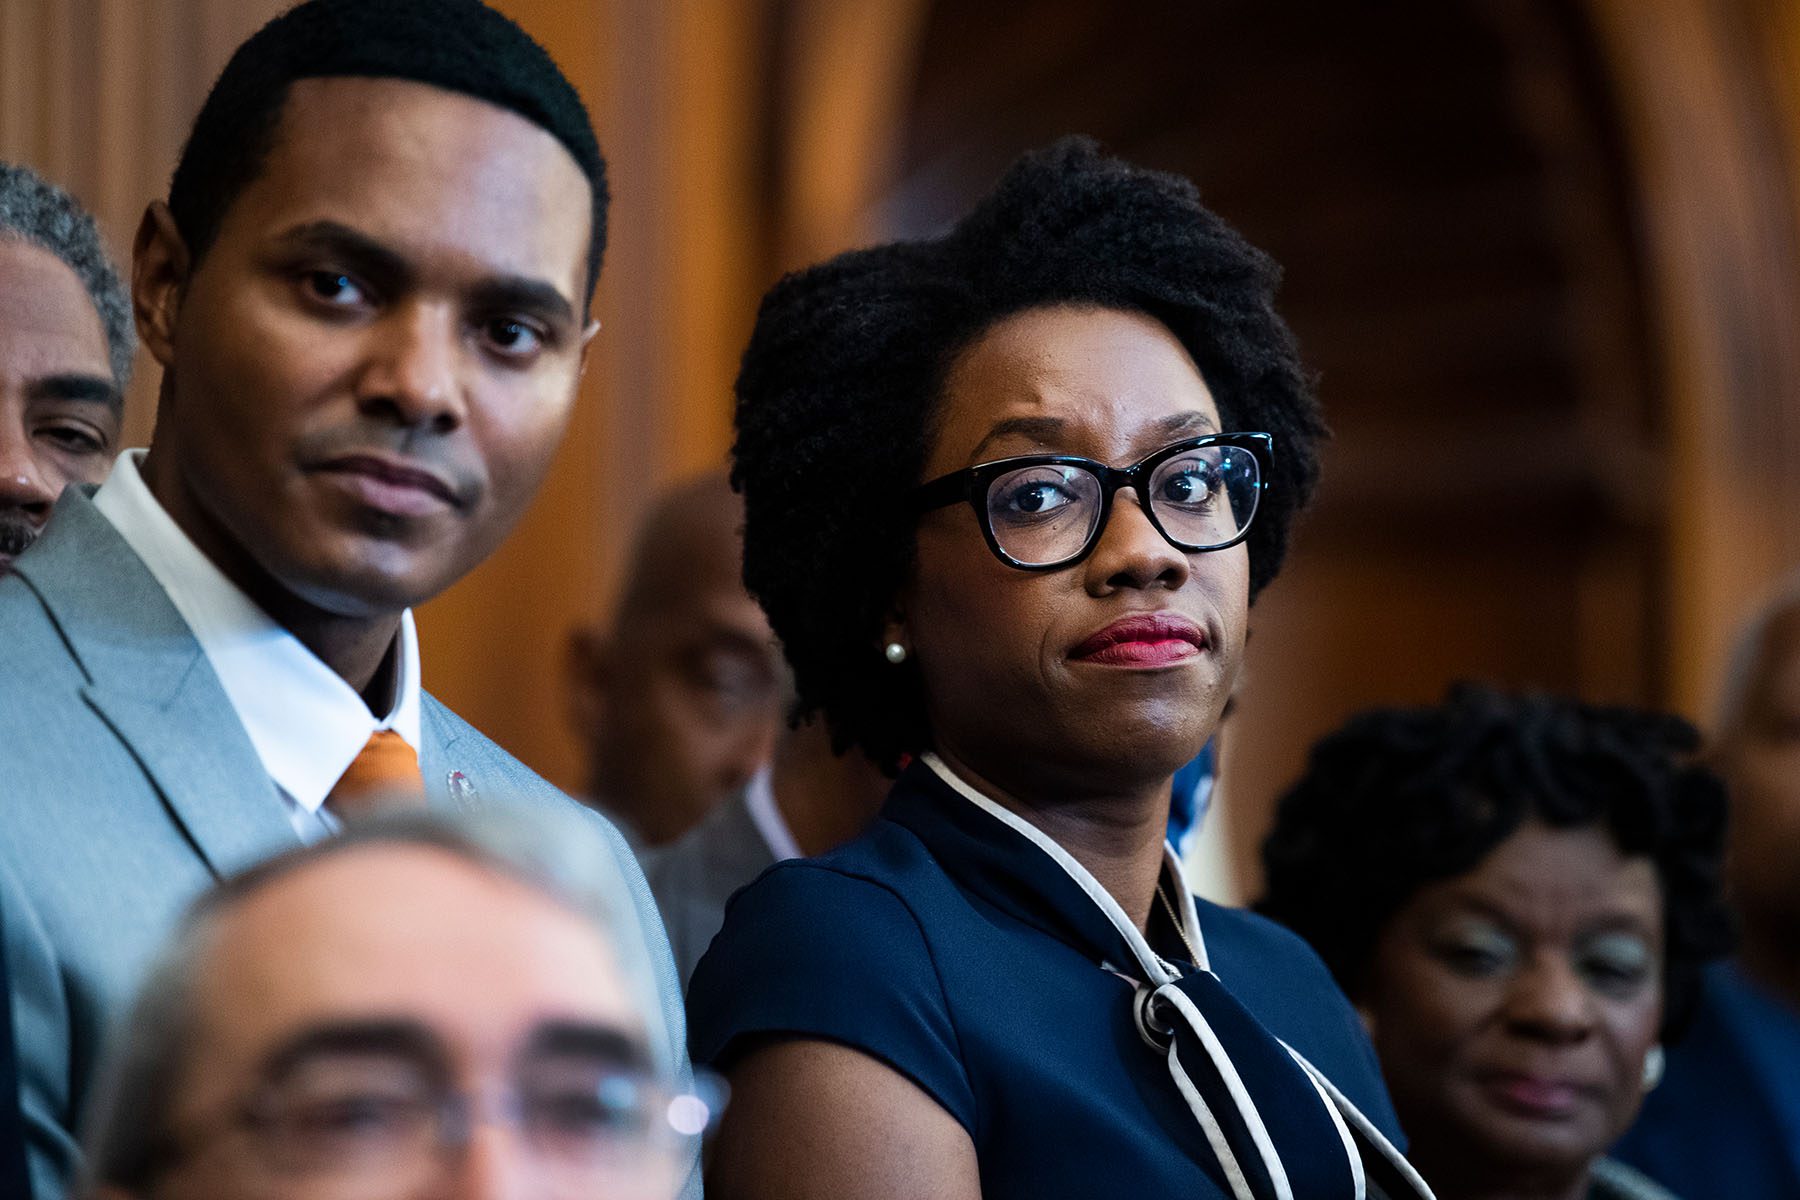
918 752 1434 1200
1286 1044 1434 1200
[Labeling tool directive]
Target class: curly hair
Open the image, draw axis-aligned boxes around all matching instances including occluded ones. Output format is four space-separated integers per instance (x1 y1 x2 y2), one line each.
169 0 607 304
1258 684 1734 1040
733 137 1326 771
0 161 135 386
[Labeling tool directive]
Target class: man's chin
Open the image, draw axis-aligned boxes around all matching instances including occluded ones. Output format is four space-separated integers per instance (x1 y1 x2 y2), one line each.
275 549 463 620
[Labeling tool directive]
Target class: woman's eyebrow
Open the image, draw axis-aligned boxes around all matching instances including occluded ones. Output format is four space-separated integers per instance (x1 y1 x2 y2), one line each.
968 416 1066 463
1155 411 1218 437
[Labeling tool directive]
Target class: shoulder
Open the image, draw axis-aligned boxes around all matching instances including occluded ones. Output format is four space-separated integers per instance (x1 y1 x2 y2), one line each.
417 694 566 804
687 841 977 1134
691 854 942 1019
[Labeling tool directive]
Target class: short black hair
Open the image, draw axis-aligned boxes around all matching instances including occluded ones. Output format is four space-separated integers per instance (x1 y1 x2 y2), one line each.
732 136 1325 771
168 0 607 302
1258 684 1734 1041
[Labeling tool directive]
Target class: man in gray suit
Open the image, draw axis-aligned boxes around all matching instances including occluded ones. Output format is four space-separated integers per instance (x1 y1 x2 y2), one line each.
0 4 689 1197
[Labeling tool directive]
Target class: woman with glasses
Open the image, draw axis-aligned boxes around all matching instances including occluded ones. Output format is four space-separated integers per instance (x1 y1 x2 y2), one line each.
688 138 1429 1200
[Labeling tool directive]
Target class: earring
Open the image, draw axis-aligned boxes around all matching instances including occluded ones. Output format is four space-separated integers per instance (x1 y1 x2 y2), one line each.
884 642 908 664
1642 1044 1665 1092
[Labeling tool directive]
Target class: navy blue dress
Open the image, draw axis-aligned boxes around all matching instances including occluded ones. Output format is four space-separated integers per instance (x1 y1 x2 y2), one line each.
688 761 1405 1198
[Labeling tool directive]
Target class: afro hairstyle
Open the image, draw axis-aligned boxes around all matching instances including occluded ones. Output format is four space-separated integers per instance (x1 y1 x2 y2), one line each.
732 136 1326 772
168 0 607 302
1258 683 1734 1041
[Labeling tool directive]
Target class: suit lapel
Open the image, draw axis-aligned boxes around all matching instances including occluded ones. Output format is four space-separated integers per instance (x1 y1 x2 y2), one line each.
419 696 476 812
22 489 295 878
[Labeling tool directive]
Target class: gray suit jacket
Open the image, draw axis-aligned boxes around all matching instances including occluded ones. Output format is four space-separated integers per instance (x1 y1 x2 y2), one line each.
0 489 693 1200
639 789 780 990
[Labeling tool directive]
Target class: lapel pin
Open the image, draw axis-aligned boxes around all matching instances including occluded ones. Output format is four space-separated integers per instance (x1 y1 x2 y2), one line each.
446 770 477 807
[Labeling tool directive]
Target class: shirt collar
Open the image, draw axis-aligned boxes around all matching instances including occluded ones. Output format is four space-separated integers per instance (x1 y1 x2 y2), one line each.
742 765 801 862
92 449 423 813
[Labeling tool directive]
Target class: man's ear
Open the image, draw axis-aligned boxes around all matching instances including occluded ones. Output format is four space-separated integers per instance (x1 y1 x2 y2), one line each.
575 317 602 380
564 625 613 742
132 201 190 369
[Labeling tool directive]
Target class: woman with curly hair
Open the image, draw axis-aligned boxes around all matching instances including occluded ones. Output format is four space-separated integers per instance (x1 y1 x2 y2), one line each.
686 137 1431 1200
1259 685 1734 1200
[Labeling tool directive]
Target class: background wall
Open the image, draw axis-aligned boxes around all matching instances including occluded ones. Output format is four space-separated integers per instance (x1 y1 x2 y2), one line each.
4 0 1797 894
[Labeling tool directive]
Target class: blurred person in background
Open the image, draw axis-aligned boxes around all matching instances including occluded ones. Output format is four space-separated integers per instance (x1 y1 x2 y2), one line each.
1260 685 1734 1200
80 808 707 1200
0 4 690 1196
1612 578 1800 1198
566 470 784 845
643 705 890 986
690 138 1431 1200
0 161 133 575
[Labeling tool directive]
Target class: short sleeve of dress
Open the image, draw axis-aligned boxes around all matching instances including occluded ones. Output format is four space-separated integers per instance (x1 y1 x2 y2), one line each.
685 862 977 1135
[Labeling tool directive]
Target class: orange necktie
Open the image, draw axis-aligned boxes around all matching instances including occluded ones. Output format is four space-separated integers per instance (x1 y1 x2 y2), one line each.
325 730 427 820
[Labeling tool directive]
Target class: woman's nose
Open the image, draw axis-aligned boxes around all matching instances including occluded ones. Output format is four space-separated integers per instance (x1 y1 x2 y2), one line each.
1085 487 1189 592
1503 955 1596 1042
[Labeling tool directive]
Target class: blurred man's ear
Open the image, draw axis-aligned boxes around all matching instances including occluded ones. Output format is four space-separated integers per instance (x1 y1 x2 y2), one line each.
564 625 613 751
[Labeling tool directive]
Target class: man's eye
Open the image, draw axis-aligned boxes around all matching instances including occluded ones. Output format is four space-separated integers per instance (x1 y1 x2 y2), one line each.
287 1093 423 1141
303 271 368 307
38 424 107 455
482 317 545 358
527 1090 649 1139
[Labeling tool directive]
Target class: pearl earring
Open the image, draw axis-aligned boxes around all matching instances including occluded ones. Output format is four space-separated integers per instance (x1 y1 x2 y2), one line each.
884 642 908 664
1642 1045 1665 1092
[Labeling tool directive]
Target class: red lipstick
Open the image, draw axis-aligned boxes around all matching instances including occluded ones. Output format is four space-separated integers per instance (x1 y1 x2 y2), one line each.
1069 613 1207 668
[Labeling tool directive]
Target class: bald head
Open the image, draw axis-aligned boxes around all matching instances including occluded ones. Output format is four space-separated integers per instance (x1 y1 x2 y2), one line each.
616 472 751 627
1715 580 1800 940
568 471 783 844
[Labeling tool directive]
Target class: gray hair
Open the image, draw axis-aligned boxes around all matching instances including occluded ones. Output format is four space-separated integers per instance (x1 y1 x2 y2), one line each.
82 805 671 1194
0 161 135 387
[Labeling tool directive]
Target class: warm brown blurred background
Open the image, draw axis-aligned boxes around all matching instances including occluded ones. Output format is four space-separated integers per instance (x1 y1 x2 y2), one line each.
4 0 1798 891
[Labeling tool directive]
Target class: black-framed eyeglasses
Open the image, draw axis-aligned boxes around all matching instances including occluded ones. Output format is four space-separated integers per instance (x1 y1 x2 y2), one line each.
913 432 1273 571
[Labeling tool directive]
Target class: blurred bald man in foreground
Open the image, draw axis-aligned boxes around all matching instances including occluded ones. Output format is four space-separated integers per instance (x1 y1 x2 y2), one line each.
81 808 709 1200
567 472 784 845
1614 577 1800 1198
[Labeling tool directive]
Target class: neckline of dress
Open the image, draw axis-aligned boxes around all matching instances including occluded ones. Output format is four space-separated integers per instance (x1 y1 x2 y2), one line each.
919 751 1211 977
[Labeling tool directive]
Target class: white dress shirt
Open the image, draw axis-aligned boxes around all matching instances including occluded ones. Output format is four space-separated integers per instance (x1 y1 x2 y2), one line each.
92 450 423 842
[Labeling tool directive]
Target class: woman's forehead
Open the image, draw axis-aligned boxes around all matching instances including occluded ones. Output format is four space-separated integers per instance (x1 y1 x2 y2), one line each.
930 306 1219 465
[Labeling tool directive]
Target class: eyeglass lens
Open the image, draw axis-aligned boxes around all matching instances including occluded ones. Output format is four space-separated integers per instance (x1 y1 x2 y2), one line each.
984 443 1261 566
247 1052 692 1199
